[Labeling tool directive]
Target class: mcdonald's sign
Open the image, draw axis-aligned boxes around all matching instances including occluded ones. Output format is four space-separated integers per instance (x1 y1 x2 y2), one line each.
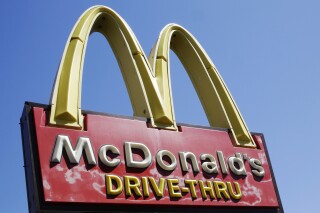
20 5 283 213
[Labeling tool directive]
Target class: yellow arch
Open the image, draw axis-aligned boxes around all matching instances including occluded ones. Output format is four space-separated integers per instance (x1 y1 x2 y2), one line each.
49 5 175 129
49 6 256 147
149 24 255 147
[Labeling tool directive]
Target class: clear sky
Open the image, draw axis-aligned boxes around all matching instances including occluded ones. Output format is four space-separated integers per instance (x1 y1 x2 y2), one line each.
1 0 319 212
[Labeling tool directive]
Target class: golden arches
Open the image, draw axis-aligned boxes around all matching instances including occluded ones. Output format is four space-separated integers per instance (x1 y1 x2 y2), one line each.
49 5 256 147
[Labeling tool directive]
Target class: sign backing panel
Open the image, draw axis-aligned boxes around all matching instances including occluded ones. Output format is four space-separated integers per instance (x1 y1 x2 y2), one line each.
21 102 283 212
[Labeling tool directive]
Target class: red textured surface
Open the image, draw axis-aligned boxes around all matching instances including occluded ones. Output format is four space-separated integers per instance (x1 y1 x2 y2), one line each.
33 107 279 207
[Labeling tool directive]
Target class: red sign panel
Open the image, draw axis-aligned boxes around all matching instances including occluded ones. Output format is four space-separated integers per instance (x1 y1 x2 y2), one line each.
21 104 282 212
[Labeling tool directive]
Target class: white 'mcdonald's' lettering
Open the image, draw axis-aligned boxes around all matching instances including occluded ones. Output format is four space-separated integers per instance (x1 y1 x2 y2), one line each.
50 135 265 178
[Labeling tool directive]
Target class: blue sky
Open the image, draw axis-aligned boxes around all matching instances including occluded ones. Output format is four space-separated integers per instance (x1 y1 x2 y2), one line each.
1 0 319 212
